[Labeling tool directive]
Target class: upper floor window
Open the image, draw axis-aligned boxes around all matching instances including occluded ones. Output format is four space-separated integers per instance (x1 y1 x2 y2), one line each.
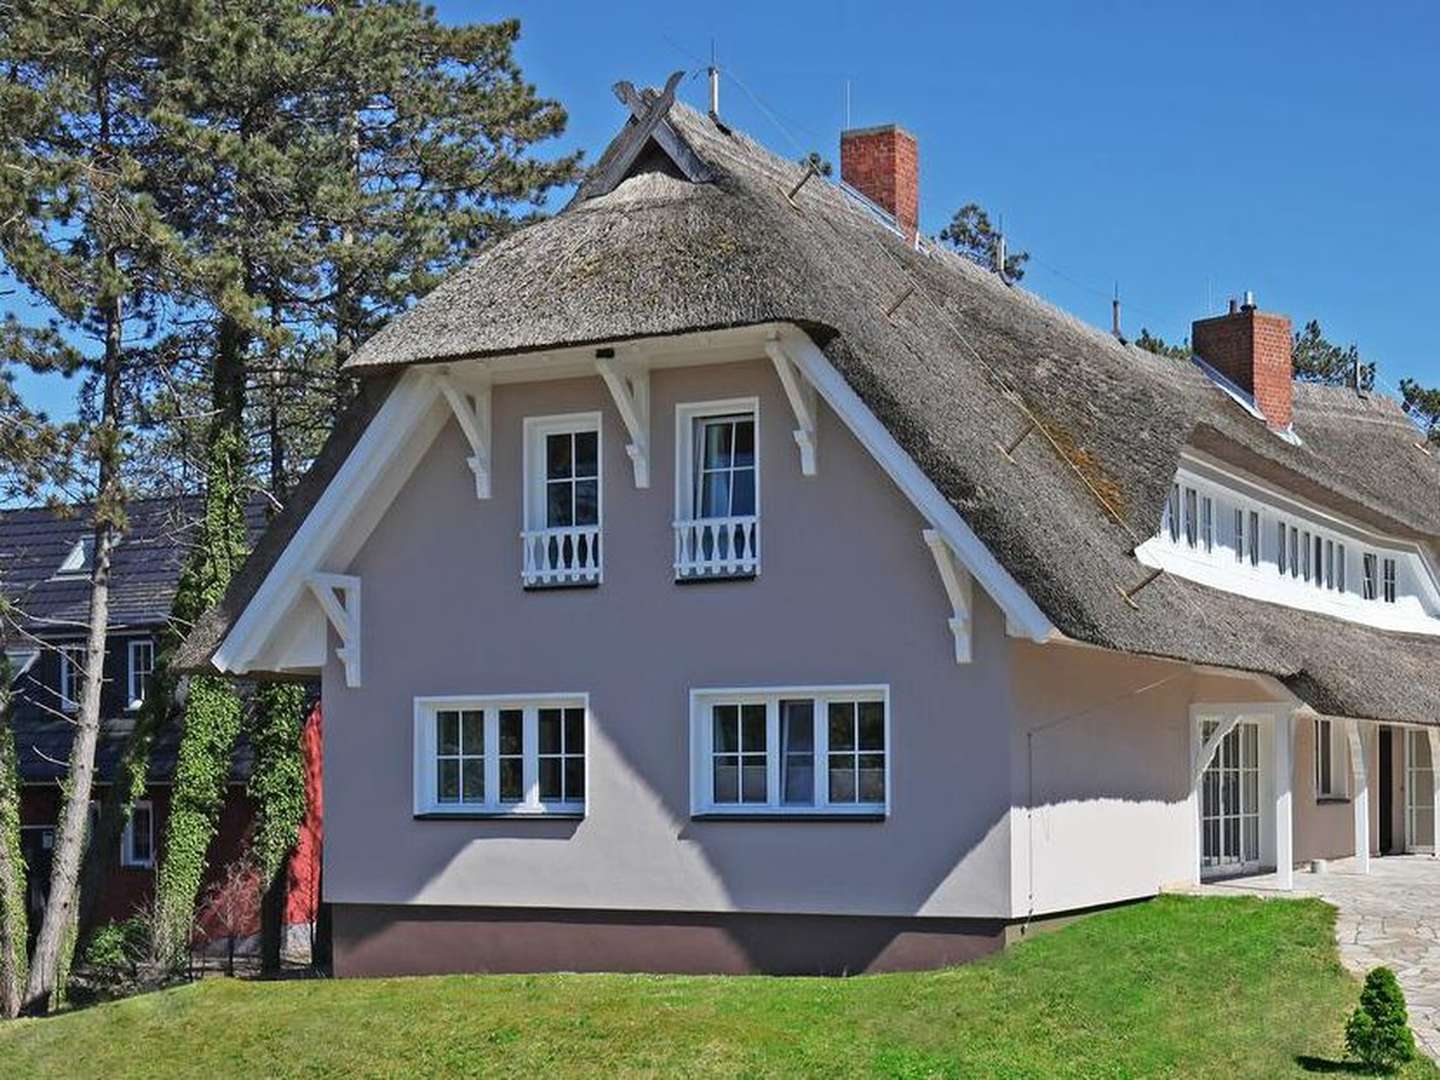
58 644 85 712
690 686 888 817
521 414 601 587
1247 511 1260 567
54 536 94 579
674 399 760 580
413 695 587 816
1383 558 1397 604
1363 553 1378 600
121 801 155 868
1183 488 1198 548
127 638 155 710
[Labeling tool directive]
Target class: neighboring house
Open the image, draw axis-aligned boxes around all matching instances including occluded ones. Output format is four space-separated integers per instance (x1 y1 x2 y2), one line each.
176 81 1440 978
1 497 321 950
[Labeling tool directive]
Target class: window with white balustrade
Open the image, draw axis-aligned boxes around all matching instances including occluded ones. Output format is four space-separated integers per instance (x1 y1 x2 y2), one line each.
674 399 760 580
522 413 601 587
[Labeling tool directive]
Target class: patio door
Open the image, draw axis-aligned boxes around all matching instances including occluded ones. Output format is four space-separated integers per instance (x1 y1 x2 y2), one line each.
1201 720 1261 875
1405 730 1435 853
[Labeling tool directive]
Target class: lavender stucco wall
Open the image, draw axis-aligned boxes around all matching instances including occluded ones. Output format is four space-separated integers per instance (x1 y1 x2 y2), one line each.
321 358 1020 918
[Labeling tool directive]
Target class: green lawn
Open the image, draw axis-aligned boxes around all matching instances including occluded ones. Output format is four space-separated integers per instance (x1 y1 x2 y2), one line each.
1 895 1435 1079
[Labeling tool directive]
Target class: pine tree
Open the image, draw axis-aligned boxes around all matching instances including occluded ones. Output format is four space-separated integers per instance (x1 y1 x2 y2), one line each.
1292 319 1376 390
940 203 1029 281
1400 378 1440 444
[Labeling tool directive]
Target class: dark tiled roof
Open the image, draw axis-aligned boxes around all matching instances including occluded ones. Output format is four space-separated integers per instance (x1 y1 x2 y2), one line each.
177 92 1440 727
12 711 255 785
0 496 270 634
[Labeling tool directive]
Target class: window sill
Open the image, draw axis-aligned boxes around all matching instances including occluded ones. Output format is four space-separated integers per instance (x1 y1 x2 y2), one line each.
522 580 600 592
1316 795 1351 805
414 810 585 821
674 572 757 585
691 811 887 822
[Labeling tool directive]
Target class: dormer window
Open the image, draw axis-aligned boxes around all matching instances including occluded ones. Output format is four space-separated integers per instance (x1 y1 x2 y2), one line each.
54 535 94 579
1363 553 1378 600
1383 558 1397 604
674 399 760 580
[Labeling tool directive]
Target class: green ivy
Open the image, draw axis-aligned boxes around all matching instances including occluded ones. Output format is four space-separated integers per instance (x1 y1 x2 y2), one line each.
150 425 250 967
247 683 308 882
0 677 28 1017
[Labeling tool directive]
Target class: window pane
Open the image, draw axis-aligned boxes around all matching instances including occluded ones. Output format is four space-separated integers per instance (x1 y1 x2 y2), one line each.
733 419 755 466
539 758 561 800
858 754 886 803
714 757 739 803
437 759 460 803
574 478 599 526
546 480 573 527
437 711 460 755
546 432 572 479
499 758 523 802
783 756 814 804
829 702 856 750
539 709 561 754
462 759 484 802
564 758 584 802
713 706 738 753
730 468 756 516
574 430 598 477
741 704 766 751
131 807 152 861
461 710 483 754
700 470 729 517
702 420 732 469
781 701 814 750
829 755 856 803
782 701 814 806
741 761 767 803
858 702 885 750
499 710 523 755
564 708 584 752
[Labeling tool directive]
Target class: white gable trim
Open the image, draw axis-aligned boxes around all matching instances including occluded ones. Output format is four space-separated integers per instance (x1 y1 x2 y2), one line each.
212 324 1056 676
771 325 1056 644
212 368 447 677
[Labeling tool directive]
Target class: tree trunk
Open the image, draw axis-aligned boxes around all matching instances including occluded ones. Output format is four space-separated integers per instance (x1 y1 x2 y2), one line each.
260 861 286 976
0 678 28 1018
23 292 124 1013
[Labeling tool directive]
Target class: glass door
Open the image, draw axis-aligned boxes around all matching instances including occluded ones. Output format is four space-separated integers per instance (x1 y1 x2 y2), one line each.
1406 730 1435 853
1201 720 1261 875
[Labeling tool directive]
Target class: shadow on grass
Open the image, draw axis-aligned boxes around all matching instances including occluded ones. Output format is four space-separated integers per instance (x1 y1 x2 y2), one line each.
1296 1055 1389 1075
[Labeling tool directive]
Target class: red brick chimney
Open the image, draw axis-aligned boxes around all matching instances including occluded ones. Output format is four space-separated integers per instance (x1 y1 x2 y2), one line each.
840 124 919 244
1192 295 1294 430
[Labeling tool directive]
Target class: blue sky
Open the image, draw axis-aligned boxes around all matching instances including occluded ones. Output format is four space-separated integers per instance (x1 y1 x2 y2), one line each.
9 0 1439 417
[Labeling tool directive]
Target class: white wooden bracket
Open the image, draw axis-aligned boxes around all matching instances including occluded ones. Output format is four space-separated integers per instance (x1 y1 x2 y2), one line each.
305 572 361 688
922 529 973 663
595 354 650 488
1191 713 1243 788
433 371 492 499
764 335 818 476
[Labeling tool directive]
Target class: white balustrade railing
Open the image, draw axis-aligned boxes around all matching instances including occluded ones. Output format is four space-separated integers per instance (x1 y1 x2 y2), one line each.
521 525 602 586
673 516 760 580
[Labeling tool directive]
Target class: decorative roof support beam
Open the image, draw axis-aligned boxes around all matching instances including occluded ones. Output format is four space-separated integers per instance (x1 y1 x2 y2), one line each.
595 353 650 488
306 572 361 688
923 529 973 663
764 335 818 476
1191 713 1243 789
432 371 491 499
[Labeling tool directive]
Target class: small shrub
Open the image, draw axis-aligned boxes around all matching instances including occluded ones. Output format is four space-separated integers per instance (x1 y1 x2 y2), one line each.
1345 966 1416 1070
80 917 149 988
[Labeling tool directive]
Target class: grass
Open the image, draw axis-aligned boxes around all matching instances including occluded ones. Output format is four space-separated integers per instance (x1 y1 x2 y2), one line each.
1 895 1436 1079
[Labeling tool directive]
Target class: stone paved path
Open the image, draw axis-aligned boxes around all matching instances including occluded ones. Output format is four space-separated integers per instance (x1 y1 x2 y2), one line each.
1192 855 1440 1061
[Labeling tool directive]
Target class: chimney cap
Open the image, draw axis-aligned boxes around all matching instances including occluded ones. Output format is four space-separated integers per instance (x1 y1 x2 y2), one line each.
840 122 918 141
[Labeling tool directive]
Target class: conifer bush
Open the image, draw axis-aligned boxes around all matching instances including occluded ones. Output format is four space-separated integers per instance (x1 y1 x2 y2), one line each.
1345 966 1416 1070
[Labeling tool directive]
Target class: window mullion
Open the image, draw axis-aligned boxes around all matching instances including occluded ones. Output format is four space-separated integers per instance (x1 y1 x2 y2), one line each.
766 698 780 810
484 709 499 811
523 706 539 808
816 696 830 810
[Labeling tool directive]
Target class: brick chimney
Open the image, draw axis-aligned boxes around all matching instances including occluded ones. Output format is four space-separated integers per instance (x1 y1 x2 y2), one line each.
1192 295 1294 430
840 124 919 244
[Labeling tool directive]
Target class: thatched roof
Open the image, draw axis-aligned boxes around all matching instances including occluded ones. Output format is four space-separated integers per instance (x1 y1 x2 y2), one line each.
178 90 1440 726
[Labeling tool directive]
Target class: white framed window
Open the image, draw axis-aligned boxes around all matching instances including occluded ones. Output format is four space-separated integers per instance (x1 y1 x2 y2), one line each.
1200 496 1213 553
54 535 94 579
1314 719 1348 800
1363 552 1378 600
1289 527 1299 580
1383 558 1397 604
1183 488 1198 548
121 800 155 868
413 694 587 816
674 398 760 579
127 638 155 710
689 685 889 817
58 643 86 713
1232 508 1245 564
521 413 601 587
1276 521 1287 576
1313 534 1324 591
1167 485 1181 542
1336 543 1346 592
1324 540 1335 591
1247 510 1260 566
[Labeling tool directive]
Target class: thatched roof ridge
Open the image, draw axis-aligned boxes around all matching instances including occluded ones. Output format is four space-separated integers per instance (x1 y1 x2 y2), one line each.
178 93 1440 725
